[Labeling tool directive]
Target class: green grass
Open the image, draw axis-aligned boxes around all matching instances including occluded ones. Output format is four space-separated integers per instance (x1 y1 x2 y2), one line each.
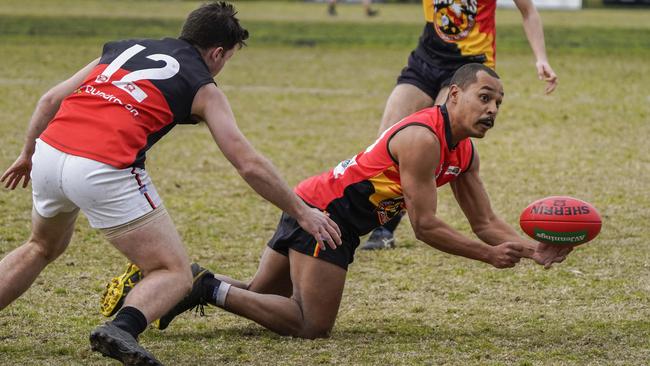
2 9 650 52
1 1 649 365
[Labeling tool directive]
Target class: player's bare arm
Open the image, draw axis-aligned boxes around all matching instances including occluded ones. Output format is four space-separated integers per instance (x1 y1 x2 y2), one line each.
390 125 524 268
513 0 558 94
1 58 100 190
191 84 342 248
451 151 573 268
450 151 532 247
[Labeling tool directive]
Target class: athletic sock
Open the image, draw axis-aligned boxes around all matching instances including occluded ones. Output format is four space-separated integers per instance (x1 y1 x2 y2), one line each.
201 276 231 307
112 306 148 339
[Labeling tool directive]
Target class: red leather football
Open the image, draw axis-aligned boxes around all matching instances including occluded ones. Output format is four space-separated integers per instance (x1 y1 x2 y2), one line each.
520 196 602 245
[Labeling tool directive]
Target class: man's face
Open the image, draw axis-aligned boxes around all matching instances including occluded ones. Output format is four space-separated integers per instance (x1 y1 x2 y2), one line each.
455 71 504 139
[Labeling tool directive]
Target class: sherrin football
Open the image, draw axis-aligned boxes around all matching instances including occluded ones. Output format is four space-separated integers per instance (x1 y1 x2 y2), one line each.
520 196 602 245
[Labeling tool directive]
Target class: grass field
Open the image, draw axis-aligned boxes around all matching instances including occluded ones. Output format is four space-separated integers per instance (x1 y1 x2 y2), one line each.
1 1 649 365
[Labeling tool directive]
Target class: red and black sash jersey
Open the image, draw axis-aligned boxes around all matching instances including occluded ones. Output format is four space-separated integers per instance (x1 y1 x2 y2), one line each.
295 105 475 236
415 0 496 70
40 38 215 169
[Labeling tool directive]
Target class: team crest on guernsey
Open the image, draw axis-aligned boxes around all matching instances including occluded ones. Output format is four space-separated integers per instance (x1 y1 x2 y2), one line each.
376 198 405 225
434 0 477 41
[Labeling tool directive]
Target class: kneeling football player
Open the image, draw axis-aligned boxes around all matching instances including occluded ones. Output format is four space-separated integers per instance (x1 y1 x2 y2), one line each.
102 63 573 339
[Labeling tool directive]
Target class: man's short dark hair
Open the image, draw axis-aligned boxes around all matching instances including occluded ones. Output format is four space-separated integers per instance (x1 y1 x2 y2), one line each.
180 2 249 51
450 63 500 90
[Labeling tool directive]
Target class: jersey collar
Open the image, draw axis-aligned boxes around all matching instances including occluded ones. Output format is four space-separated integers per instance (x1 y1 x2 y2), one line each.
440 104 457 150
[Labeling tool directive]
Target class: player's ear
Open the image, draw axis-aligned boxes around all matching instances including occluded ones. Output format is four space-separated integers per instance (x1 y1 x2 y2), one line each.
447 85 460 104
203 47 224 64
211 47 224 60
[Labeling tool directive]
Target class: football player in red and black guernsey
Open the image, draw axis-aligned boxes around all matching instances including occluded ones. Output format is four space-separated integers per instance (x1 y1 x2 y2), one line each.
0 2 341 364
363 0 559 250
106 63 573 340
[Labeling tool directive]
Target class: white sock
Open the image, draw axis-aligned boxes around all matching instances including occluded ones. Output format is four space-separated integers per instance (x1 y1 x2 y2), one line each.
212 282 231 307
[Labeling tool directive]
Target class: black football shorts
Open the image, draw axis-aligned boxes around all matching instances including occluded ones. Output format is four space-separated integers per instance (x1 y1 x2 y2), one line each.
396 51 458 100
267 212 360 270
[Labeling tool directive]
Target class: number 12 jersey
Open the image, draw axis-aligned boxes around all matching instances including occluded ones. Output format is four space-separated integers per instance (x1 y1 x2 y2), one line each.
41 38 215 169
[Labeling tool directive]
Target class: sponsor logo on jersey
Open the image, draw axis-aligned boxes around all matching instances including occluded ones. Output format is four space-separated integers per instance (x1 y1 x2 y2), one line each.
444 166 461 176
436 165 462 179
77 85 140 117
333 157 357 179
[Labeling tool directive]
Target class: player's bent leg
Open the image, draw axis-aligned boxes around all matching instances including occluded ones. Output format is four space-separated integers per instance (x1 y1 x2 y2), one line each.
149 247 293 330
287 249 346 338
223 249 346 339
0 209 78 310
98 246 293 329
92 209 191 363
99 247 290 322
214 247 291 294
106 208 192 323
245 247 292 296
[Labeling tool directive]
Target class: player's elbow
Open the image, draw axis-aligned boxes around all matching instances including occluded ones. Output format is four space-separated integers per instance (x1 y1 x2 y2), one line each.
38 90 62 110
411 218 434 242
236 157 264 181
413 228 430 243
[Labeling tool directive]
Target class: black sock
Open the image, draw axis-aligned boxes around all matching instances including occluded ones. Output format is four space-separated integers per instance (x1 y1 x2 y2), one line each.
112 306 148 339
201 276 222 306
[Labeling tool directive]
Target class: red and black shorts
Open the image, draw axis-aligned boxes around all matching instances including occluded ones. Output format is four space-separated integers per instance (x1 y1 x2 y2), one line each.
267 212 360 271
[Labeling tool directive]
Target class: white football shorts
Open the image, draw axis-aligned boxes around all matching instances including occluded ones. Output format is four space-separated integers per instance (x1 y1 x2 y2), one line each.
31 139 162 229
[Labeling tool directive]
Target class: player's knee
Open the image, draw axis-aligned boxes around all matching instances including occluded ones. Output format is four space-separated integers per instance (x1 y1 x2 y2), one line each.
298 322 334 339
26 237 65 263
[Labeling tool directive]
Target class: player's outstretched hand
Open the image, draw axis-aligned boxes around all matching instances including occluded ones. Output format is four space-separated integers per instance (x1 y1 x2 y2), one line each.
536 60 558 95
296 208 342 250
1 154 32 190
532 242 574 269
488 242 526 269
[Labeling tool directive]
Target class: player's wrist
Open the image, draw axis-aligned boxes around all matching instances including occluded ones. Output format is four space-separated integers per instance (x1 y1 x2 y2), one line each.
20 145 35 159
474 244 495 265
291 200 312 222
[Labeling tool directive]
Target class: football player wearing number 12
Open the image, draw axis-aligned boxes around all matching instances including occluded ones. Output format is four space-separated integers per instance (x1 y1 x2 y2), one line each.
0 2 341 365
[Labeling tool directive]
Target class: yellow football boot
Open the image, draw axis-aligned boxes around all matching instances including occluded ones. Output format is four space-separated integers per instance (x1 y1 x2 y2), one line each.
100 263 143 317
